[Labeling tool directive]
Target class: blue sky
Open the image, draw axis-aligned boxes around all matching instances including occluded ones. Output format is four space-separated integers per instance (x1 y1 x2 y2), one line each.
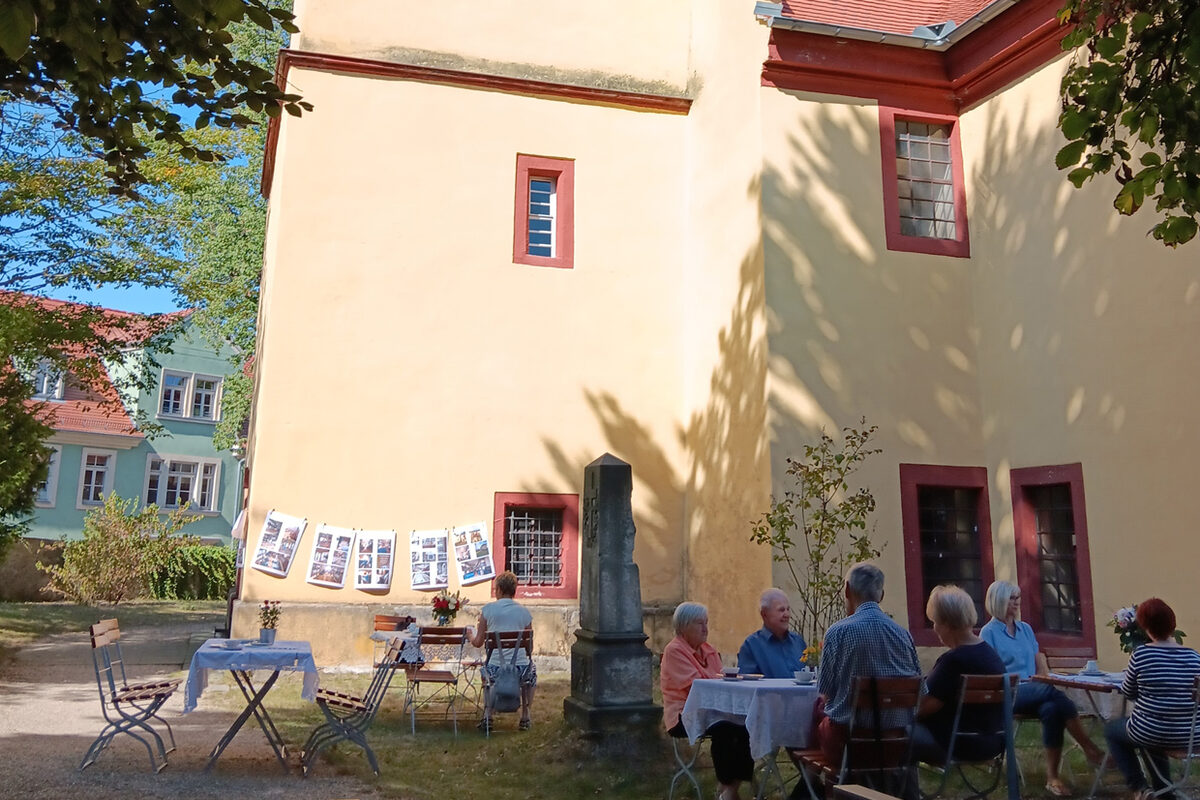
45 284 186 315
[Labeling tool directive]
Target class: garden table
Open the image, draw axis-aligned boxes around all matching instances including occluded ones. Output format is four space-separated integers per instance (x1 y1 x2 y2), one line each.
185 638 319 772
1033 671 1127 799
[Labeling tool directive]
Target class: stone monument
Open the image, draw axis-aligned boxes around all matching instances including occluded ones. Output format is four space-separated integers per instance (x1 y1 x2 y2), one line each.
563 453 660 735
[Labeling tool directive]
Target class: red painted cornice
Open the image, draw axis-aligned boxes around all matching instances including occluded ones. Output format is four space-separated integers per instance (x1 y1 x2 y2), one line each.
262 49 693 198
762 0 1072 114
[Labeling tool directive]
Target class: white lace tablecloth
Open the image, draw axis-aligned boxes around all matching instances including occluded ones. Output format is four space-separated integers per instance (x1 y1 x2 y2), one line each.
682 677 819 760
367 630 424 663
185 639 319 712
1041 672 1127 720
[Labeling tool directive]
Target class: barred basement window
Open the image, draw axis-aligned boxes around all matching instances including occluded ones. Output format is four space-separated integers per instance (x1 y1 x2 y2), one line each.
916 485 986 620
503 507 564 588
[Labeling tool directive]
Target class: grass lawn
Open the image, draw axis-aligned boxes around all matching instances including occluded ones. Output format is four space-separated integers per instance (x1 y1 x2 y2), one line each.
0 600 1144 799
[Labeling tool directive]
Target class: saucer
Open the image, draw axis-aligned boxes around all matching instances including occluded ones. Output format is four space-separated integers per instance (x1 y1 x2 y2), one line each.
1078 669 1103 677
214 641 244 650
741 673 763 681
793 676 816 685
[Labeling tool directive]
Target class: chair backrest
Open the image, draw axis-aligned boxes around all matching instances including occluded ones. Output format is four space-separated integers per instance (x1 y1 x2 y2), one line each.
947 673 1017 758
374 614 415 632
842 675 923 787
361 639 405 713
89 618 126 701
418 626 468 669
484 628 534 662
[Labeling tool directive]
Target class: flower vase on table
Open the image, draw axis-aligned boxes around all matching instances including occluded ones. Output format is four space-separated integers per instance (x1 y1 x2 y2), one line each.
258 600 281 644
431 589 467 628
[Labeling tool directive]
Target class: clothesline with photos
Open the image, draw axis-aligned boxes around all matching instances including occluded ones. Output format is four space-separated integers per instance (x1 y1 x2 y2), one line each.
248 509 497 591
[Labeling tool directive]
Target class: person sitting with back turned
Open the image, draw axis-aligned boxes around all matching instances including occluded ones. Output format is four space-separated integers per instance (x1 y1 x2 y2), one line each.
815 562 922 766
737 587 808 678
467 570 535 732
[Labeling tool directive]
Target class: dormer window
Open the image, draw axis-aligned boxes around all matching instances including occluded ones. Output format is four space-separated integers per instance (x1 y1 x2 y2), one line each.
28 359 64 400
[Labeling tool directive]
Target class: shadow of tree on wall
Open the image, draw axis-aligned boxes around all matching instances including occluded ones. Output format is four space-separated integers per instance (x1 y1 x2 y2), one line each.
521 68 1200 627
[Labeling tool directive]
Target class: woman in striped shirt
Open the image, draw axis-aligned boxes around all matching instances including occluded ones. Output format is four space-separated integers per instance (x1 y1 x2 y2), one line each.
1104 598 1200 799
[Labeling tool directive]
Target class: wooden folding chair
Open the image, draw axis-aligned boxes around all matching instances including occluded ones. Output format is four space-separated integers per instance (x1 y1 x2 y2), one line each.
403 626 471 735
795 675 922 800
480 628 534 735
919 674 1018 800
301 639 404 776
81 619 181 772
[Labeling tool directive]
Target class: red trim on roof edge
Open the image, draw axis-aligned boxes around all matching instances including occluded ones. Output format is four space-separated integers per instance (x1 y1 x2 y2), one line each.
262 50 692 198
763 0 1071 114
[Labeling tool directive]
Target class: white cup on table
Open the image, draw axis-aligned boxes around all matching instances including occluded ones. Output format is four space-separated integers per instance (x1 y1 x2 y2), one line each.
1084 659 1098 673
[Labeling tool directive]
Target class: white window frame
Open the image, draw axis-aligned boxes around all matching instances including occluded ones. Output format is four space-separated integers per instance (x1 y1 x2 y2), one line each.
157 369 222 423
143 454 221 513
32 359 65 400
35 445 63 508
527 176 557 258
76 448 116 509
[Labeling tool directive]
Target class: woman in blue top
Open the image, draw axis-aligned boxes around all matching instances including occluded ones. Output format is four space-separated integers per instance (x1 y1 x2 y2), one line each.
980 580 1104 796
1105 598 1200 800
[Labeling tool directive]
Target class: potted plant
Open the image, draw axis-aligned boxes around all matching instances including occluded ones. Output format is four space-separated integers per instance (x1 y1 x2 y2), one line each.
431 590 466 627
258 600 281 644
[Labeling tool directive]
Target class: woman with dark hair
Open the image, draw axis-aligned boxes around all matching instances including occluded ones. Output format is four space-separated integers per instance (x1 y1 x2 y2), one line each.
1105 598 1200 800
980 580 1104 795
661 601 754 800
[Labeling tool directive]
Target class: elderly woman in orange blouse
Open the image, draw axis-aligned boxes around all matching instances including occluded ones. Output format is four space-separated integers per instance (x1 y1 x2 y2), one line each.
661 601 754 800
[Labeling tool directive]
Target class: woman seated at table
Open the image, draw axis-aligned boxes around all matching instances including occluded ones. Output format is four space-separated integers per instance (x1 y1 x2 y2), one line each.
661 601 754 800
912 585 1006 765
1105 598 1200 800
980 580 1104 797
467 570 535 731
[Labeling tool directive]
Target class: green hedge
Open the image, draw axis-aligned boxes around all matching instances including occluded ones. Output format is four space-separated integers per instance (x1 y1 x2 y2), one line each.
149 545 236 600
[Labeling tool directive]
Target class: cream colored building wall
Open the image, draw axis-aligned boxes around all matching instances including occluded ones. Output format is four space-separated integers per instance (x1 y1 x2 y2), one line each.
758 89 988 630
292 0 692 93
249 68 691 612
961 56 1200 666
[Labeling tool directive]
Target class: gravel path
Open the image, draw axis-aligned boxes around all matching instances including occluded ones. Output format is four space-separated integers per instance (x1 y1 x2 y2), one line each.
0 622 380 800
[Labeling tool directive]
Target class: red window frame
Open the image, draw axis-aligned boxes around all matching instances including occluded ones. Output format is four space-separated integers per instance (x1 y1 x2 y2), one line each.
878 106 971 258
1010 463 1097 658
899 463 995 646
513 154 575 269
491 491 579 600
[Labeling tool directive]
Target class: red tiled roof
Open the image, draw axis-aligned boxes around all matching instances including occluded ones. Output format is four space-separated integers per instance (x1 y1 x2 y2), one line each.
32 397 144 439
779 0 997 36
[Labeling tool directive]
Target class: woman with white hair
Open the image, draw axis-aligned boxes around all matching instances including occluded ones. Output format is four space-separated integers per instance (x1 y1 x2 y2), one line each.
980 580 1103 796
912 585 1006 764
661 601 753 800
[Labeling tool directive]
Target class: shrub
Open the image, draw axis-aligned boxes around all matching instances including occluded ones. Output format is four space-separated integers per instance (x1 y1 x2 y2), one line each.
40 493 201 604
750 419 882 646
149 544 236 600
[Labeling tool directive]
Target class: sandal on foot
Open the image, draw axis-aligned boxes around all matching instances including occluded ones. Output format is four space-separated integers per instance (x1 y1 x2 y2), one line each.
1046 780 1073 797
518 718 531 731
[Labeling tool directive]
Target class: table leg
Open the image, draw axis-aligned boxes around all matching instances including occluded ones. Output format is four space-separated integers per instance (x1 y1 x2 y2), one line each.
205 669 287 773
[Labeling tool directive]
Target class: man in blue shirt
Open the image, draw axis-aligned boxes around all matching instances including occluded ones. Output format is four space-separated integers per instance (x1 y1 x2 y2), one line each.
737 588 807 678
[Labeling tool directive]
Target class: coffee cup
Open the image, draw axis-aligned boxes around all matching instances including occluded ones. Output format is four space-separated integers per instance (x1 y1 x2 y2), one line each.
722 667 740 679
1085 659 1099 673
793 670 815 684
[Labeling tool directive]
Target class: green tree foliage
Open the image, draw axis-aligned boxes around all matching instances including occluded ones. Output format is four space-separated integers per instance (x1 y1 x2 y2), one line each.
750 421 882 646
40 493 201 604
149 544 236 601
0 366 50 558
0 0 308 196
1057 1 1200 246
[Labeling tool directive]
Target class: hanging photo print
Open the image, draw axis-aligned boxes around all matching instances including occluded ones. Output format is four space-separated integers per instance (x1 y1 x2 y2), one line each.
252 509 307 577
354 529 396 590
409 529 450 590
452 522 496 586
306 523 355 588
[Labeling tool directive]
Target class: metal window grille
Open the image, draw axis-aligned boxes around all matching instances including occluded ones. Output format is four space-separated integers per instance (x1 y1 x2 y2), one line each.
917 486 985 621
1028 483 1083 634
896 121 957 240
504 507 564 587
527 178 556 257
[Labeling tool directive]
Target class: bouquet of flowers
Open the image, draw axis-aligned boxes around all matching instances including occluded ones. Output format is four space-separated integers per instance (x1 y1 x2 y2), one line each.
1110 604 1187 653
801 641 822 668
258 600 282 630
432 590 467 626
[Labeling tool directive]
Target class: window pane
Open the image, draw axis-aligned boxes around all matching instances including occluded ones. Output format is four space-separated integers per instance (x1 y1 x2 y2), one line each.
1028 483 1083 633
895 120 957 240
916 485 985 621
504 507 564 587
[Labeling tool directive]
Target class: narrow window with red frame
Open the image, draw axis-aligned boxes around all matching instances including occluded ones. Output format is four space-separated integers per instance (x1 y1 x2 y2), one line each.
879 108 970 258
899 464 995 645
1010 463 1096 655
492 491 579 599
513 155 574 269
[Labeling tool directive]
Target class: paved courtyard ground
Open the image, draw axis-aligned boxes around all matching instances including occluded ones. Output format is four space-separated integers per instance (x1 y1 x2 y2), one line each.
0 619 378 800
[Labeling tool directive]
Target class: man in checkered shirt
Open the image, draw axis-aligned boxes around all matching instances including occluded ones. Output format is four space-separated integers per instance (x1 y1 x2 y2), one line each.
815 562 922 764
